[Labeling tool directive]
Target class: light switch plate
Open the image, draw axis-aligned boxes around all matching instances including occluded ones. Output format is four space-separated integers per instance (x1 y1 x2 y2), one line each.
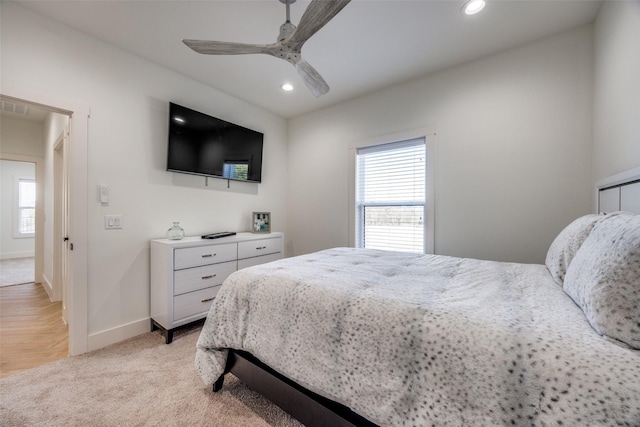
104 215 123 229
99 184 109 204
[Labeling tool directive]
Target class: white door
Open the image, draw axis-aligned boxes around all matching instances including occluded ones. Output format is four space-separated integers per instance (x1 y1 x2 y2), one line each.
54 127 70 323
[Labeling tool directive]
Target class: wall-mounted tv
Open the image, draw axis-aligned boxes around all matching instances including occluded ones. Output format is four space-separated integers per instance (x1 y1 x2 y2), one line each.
167 102 264 183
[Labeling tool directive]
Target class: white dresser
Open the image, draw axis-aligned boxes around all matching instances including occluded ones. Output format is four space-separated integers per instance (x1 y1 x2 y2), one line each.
150 232 283 343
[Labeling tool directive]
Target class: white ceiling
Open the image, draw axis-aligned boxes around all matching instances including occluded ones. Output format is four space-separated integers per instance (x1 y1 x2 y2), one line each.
17 0 603 119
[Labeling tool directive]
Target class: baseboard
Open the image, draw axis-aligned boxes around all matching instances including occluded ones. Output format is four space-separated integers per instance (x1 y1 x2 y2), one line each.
0 251 35 260
87 318 151 352
41 274 54 301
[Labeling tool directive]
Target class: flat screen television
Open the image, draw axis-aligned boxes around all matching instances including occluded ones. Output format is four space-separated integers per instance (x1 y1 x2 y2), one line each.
167 102 264 183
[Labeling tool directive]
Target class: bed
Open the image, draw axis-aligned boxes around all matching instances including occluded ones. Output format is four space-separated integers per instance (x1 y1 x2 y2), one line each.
195 173 640 426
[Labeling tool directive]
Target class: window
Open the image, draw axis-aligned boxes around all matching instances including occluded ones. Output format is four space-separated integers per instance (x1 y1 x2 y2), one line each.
15 177 36 237
223 162 248 181
356 138 426 253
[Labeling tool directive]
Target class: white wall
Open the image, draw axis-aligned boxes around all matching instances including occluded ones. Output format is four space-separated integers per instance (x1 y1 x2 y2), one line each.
0 116 44 260
0 115 45 157
0 115 46 284
0 160 36 259
593 1 640 182
1 2 288 349
287 26 594 264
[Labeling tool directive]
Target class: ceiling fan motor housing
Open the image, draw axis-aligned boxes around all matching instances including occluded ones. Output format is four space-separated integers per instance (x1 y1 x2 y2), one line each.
278 21 296 42
276 44 301 65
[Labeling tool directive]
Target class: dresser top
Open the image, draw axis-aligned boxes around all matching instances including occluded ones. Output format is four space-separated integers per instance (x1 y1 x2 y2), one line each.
151 231 283 248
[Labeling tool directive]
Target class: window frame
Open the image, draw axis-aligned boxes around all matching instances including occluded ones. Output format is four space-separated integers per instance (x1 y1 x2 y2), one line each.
14 175 36 238
348 127 435 254
356 139 426 253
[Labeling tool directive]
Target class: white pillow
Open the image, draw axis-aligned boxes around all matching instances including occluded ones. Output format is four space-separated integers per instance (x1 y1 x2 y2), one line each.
545 214 602 286
563 212 640 349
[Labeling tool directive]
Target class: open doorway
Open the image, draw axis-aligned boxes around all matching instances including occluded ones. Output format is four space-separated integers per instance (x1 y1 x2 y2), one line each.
0 89 89 361
0 159 36 288
0 100 71 375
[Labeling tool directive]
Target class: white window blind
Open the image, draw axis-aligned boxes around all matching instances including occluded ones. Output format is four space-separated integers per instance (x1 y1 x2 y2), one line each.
356 138 426 253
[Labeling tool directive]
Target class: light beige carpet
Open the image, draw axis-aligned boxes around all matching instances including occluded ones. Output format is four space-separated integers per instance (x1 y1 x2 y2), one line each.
0 326 303 427
0 257 34 287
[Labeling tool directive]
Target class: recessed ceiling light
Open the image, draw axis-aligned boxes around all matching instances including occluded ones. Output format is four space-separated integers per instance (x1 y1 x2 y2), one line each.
281 83 294 92
462 0 485 15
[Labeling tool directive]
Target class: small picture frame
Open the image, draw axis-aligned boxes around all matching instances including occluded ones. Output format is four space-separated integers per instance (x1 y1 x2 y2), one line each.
252 212 271 233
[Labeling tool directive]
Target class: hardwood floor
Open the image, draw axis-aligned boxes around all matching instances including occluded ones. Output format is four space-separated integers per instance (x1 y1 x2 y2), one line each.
0 282 68 379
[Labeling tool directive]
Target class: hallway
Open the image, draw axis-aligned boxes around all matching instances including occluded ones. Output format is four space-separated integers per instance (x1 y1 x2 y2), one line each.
0 282 67 378
0 257 34 287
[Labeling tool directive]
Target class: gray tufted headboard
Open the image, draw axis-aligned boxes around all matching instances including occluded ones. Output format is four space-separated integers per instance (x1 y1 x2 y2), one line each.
596 166 640 214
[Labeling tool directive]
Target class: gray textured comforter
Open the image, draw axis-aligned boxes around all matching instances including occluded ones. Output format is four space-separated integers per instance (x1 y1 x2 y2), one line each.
196 248 640 426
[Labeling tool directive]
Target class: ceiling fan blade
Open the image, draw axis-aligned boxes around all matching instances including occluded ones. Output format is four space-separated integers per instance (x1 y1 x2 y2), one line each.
183 39 274 55
295 59 330 97
288 0 351 48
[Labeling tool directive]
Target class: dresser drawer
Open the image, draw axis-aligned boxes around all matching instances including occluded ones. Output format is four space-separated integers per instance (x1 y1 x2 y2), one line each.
238 252 283 270
174 243 237 270
238 237 282 260
174 286 221 321
174 260 236 296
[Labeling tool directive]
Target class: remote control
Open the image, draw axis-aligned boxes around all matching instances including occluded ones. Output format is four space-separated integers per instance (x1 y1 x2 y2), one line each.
201 232 237 239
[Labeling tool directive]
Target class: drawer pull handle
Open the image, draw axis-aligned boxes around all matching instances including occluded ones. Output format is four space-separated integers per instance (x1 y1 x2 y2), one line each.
201 274 216 280
201 254 216 258
256 246 267 250
201 297 214 303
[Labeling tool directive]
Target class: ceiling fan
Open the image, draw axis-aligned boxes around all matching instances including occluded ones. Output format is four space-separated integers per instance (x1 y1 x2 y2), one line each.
183 0 351 98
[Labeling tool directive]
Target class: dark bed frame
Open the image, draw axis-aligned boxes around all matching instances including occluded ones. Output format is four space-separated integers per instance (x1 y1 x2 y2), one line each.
213 349 379 427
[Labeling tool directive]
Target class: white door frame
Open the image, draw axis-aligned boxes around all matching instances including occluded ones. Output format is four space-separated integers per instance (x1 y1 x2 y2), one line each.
1 84 90 356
